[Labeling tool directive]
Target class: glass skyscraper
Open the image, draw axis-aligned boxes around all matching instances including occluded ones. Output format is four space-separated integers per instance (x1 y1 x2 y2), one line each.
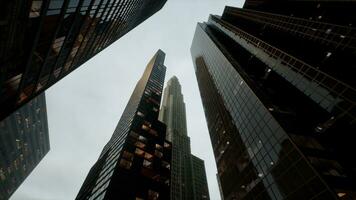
0 0 167 121
159 76 210 200
0 93 50 199
191 1 356 200
76 50 171 200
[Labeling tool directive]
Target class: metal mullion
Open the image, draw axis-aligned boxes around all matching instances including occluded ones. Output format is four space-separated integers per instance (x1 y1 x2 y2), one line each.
97 0 125 46
98 0 127 46
113 0 137 38
216 17 356 119
80 0 109 62
93 10 121 49
100 0 130 44
122 0 139 26
13 0 52 104
82 0 111 56
99 0 131 44
87 0 121 55
85 2 113 55
64 0 103 70
46 0 89 85
32 0 84 95
73 0 107 64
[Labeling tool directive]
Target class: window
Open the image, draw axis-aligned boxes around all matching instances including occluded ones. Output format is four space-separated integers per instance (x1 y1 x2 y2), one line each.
29 0 42 18
139 135 147 143
0 168 6 181
135 141 146 149
144 152 153 161
130 131 139 139
135 148 145 157
164 142 171 149
143 160 153 169
155 144 163 150
52 36 65 54
162 161 170 170
142 124 150 131
122 151 133 161
148 190 159 200
154 150 163 158
119 159 132 170
149 129 158 136
137 111 144 117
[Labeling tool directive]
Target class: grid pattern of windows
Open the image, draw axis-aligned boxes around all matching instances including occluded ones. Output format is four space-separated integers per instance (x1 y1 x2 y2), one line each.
159 76 210 200
0 0 167 121
0 93 49 199
191 23 338 200
76 50 171 200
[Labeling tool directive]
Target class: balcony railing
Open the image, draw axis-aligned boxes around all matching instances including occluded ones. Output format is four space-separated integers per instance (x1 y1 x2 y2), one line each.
210 16 355 123
224 7 356 51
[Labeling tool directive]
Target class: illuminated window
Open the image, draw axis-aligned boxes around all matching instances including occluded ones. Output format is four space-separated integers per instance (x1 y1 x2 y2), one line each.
135 148 145 157
164 142 171 149
144 121 152 127
154 150 163 158
144 152 153 161
148 190 159 200
139 135 147 143
155 144 162 150
337 193 347 197
135 141 146 149
52 37 65 54
29 0 42 18
137 111 144 117
142 124 150 131
162 161 170 170
143 160 153 169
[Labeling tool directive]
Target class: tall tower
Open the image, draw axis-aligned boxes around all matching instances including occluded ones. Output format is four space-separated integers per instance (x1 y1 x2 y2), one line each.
159 76 210 200
76 50 171 200
191 1 356 200
0 0 167 121
0 93 50 199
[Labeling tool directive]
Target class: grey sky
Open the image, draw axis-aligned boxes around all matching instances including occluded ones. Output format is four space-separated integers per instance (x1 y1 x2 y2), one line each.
10 0 244 199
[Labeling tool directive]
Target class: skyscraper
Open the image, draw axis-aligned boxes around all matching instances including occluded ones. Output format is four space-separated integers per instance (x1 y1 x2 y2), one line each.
191 1 356 200
159 76 210 200
0 93 50 199
76 50 171 200
191 155 210 200
0 0 167 121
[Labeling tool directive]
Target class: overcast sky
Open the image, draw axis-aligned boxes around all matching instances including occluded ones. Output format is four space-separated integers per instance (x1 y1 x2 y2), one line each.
11 1 244 199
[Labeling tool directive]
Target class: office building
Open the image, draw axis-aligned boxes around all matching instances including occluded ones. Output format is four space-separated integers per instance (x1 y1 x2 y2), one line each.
159 76 210 200
191 155 210 200
191 1 356 199
76 50 171 200
0 0 167 120
0 93 50 199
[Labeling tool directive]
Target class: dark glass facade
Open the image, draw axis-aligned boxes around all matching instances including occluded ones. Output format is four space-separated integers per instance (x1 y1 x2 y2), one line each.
191 155 210 200
191 1 356 200
0 0 167 121
76 50 171 200
0 93 50 199
159 76 210 200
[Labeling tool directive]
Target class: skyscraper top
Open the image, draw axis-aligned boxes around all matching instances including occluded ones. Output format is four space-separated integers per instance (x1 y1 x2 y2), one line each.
159 76 188 141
